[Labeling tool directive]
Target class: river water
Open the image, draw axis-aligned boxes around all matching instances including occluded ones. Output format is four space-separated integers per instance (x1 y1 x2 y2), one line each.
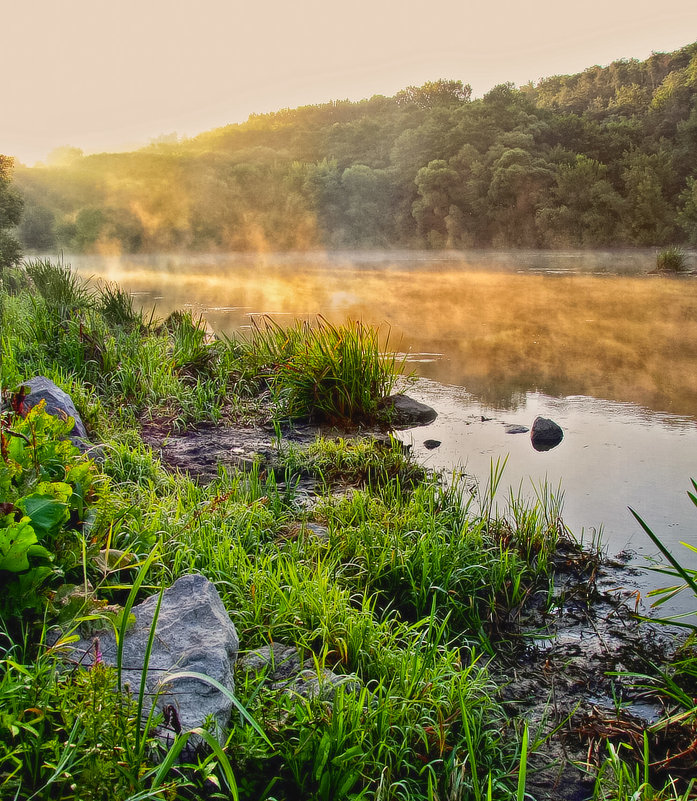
68 249 697 614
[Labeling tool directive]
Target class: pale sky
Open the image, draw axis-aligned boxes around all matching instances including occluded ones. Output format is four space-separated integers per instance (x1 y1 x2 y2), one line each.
2 0 697 165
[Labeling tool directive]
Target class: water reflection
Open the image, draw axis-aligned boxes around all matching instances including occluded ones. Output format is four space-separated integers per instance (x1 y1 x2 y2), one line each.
69 250 697 417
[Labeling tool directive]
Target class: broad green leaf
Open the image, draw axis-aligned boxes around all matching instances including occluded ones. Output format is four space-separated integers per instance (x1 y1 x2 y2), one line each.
0 518 39 572
18 491 70 536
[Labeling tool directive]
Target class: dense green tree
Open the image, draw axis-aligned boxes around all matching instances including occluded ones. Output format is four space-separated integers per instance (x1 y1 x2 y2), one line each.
621 150 677 244
537 155 624 245
17 204 56 250
395 80 472 108
0 156 23 268
678 177 697 244
10 40 697 252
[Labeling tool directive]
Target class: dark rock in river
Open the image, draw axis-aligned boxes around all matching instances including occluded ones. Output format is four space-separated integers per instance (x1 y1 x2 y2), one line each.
68 574 239 755
379 394 437 427
531 416 564 451
505 424 530 434
423 439 441 449
17 376 92 453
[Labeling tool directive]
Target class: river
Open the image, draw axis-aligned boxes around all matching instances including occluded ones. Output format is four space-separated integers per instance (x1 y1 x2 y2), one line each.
67 249 697 615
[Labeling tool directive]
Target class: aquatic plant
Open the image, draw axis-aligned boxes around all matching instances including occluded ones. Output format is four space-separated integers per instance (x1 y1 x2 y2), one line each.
655 246 688 273
630 481 697 632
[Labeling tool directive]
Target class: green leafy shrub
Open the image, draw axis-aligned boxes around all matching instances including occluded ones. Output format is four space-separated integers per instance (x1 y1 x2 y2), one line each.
0 402 98 618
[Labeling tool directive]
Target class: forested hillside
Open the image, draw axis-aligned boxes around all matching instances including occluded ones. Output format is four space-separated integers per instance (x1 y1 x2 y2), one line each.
12 41 697 252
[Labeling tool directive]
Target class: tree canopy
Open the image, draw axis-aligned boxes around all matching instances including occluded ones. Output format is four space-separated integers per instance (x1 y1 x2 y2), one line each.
12 41 697 253
0 156 23 268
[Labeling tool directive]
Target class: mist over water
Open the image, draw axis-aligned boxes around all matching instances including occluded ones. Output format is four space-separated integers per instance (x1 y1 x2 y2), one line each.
69 249 697 612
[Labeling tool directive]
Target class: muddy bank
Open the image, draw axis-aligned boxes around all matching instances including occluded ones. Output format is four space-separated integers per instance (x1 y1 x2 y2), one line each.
495 541 682 800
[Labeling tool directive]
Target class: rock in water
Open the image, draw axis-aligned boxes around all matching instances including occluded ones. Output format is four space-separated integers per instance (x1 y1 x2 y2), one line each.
18 376 89 450
531 416 564 451
380 394 438 427
423 439 441 449
505 424 529 435
68 574 239 751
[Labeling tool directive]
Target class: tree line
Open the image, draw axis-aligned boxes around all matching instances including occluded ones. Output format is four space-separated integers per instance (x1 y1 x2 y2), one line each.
9 41 697 253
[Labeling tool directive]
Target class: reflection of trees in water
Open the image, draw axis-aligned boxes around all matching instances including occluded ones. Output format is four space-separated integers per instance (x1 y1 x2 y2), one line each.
72 254 697 418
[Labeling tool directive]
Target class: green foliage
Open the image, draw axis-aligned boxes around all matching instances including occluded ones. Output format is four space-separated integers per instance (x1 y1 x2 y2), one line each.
96 280 144 330
248 316 402 424
0 155 23 270
281 434 425 489
591 737 696 801
630 479 697 631
655 246 688 273
11 40 697 252
0 402 98 618
589 483 697 800
25 256 93 311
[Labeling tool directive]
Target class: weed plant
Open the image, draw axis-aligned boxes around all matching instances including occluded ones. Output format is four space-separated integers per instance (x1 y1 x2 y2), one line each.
581 483 697 800
246 315 402 424
655 247 688 273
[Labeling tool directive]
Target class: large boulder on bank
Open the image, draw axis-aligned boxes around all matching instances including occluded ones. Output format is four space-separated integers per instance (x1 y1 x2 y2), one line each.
17 376 89 450
531 416 564 452
380 394 437 427
68 574 239 750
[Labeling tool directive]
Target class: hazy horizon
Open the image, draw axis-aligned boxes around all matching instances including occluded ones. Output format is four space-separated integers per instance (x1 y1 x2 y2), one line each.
2 0 697 166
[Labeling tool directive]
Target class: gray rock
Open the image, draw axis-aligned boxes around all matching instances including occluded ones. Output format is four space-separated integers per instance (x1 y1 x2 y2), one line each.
239 642 359 701
18 376 90 452
505 424 530 435
423 439 441 449
275 668 360 701
380 394 437 427
239 643 305 681
69 574 239 750
531 416 564 452
304 523 330 542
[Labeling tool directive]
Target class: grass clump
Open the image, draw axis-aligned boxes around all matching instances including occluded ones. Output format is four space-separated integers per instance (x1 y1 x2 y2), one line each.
655 246 688 273
280 434 425 489
247 315 402 424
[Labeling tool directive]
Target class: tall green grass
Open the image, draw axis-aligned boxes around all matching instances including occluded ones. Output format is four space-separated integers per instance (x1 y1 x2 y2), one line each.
246 315 403 423
655 247 688 273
